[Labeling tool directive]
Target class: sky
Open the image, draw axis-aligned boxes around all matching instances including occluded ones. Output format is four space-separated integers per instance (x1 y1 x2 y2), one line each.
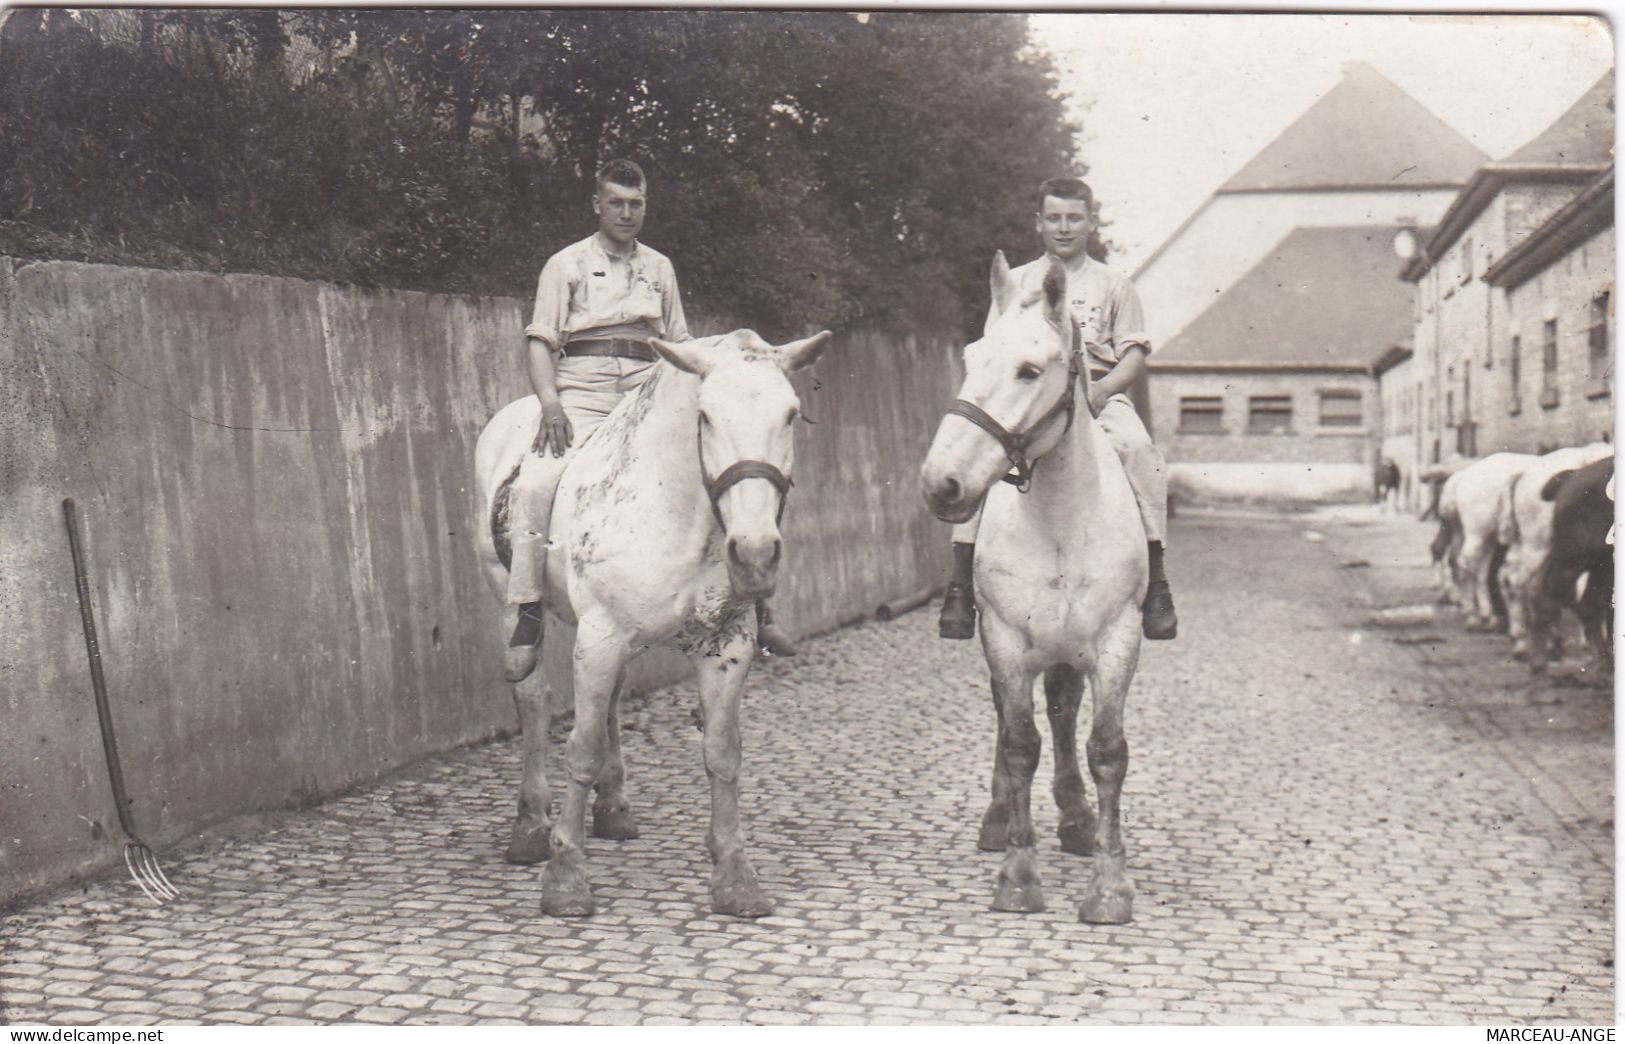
1030 12 1615 270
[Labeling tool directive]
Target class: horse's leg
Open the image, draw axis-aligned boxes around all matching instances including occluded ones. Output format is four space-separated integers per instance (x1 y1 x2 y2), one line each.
692 623 772 918
504 663 554 864
1078 613 1140 925
1460 536 1491 629
982 619 1044 913
1044 663 1094 856
540 615 627 918
592 665 639 840
977 720 1012 852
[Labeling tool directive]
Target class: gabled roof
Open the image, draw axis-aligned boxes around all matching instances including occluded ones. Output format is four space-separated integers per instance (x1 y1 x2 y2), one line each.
1152 226 1412 370
1484 165 1614 289
1218 62 1488 193
1504 69 1615 166
1401 72 1615 282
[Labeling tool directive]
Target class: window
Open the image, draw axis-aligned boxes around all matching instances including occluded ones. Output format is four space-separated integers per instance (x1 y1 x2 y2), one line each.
1247 395 1293 434
1541 318 1559 408
1508 335 1521 415
1587 291 1612 396
1318 389 1363 428
1178 395 1225 433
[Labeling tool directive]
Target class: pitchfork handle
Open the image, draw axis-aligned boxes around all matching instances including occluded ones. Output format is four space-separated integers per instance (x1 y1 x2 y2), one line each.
62 498 140 840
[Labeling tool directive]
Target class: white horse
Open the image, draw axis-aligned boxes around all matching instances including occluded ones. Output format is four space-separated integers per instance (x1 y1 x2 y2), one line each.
474 329 833 918
920 253 1146 924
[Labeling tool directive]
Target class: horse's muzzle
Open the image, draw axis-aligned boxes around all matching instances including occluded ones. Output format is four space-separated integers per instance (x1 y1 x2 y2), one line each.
921 471 981 524
727 534 782 599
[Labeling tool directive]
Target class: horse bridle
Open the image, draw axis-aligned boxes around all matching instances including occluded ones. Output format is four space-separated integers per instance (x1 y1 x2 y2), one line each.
943 349 1081 493
698 423 792 528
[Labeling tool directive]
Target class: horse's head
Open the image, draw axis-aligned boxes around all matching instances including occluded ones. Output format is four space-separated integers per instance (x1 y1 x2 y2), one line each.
650 328 834 598
920 252 1079 523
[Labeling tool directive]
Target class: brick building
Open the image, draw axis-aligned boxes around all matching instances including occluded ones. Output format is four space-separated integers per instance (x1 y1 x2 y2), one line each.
1393 71 1614 509
1149 226 1409 504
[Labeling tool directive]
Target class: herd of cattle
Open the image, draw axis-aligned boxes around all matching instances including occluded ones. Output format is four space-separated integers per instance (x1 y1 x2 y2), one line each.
1428 443 1615 677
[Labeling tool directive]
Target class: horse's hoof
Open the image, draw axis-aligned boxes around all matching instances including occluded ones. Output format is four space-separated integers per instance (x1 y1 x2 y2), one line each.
592 806 639 841
977 814 1009 852
1057 819 1094 857
991 880 1046 914
503 645 539 684
1077 889 1133 925
711 859 772 919
540 889 596 918
540 849 594 917
991 851 1045 913
505 824 552 865
712 886 774 919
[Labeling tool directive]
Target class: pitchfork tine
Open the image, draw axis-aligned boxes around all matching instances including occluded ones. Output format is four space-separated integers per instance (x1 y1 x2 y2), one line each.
124 845 166 905
131 842 180 901
148 849 182 900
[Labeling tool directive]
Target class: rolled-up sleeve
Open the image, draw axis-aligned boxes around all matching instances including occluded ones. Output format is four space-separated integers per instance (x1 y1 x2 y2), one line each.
1112 277 1151 355
524 253 572 354
661 257 691 342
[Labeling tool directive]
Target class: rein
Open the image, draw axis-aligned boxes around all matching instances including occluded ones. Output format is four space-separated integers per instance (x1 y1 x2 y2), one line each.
698 423 792 528
943 350 1081 493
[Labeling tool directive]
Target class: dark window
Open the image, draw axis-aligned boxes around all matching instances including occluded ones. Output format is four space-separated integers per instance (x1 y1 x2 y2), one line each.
1508 335 1521 415
1588 291 1611 395
1318 389 1363 427
1247 395 1293 435
1178 396 1225 433
1541 318 1559 408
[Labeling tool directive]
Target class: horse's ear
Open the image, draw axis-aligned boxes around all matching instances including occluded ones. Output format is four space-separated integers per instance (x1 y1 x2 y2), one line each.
989 251 1017 317
781 330 834 372
649 336 716 376
1041 257 1067 329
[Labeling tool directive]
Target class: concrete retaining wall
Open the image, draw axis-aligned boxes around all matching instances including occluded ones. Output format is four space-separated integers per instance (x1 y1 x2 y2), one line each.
0 257 960 903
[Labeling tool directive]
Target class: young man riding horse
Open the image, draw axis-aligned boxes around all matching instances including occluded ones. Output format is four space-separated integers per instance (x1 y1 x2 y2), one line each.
502 159 797 682
937 177 1178 642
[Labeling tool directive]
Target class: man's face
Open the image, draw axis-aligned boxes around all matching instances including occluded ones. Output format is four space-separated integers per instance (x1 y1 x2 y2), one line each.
594 180 646 247
1035 194 1091 261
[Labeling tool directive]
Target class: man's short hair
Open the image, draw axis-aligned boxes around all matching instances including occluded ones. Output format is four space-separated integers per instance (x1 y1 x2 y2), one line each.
1035 177 1093 212
596 158 647 193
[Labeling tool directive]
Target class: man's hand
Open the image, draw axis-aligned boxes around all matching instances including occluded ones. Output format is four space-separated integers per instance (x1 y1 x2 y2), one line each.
533 399 573 457
1086 383 1110 419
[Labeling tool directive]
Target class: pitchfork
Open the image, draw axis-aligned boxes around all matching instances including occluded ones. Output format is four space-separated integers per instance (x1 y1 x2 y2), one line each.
62 498 181 905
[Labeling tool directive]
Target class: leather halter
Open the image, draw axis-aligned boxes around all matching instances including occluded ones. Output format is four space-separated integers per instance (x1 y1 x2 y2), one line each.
699 425 792 528
943 349 1081 493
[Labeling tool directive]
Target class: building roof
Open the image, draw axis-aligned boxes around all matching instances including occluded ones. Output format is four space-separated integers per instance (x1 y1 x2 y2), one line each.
1218 62 1488 193
1504 69 1615 166
1373 345 1414 378
1400 72 1615 282
1483 165 1614 289
1151 226 1412 371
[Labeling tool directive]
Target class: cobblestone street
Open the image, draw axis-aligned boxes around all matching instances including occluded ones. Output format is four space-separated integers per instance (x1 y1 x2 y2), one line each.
1 511 1614 1026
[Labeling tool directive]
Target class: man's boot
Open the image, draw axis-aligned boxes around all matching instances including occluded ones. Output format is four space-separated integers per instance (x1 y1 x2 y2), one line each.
939 541 977 639
757 601 799 657
504 602 544 682
1142 541 1178 640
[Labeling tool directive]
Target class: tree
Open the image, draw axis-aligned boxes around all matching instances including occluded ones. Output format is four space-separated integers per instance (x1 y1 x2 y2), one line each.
2 10 1086 337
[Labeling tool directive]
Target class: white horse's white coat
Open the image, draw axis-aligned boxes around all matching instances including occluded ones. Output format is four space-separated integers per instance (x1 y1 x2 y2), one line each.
920 253 1146 924
474 329 832 918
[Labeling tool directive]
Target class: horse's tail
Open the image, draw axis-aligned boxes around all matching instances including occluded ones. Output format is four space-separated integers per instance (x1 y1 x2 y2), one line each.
1541 467 1580 502
1496 474 1523 548
1430 515 1459 565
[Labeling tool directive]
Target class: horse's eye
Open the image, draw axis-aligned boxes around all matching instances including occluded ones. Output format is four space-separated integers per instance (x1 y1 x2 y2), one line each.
1017 364 1042 381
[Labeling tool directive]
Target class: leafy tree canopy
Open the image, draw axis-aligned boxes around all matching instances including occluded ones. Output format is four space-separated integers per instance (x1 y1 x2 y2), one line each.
0 9 1090 336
